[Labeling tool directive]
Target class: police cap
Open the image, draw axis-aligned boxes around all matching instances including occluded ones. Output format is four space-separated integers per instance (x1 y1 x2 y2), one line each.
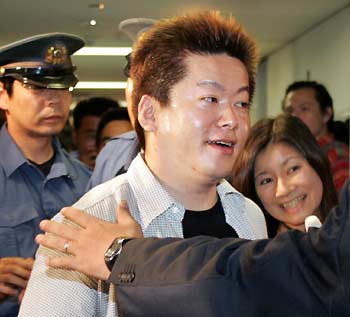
0 32 85 89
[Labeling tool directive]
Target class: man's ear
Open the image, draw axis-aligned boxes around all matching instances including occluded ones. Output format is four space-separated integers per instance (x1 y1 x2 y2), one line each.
0 82 9 111
323 106 333 124
138 95 158 132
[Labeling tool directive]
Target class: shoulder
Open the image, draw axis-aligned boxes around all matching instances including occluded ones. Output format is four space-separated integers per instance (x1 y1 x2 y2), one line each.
72 174 131 221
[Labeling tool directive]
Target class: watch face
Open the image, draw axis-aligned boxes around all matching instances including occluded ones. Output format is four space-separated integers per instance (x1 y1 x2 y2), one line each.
104 237 129 271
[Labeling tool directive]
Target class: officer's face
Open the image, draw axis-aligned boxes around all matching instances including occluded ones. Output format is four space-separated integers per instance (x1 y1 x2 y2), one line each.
144 53 250 184
74 115 100 169
0 74 71 139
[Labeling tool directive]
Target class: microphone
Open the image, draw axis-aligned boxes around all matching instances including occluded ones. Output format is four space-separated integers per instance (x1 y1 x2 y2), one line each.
305 215 322 232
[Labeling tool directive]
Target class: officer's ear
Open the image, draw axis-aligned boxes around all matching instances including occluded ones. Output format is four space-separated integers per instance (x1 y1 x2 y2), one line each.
0 82 9 111
138 95 158 132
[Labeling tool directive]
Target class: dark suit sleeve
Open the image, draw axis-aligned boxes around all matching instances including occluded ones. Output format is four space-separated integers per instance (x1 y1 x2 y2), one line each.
109 184 349 317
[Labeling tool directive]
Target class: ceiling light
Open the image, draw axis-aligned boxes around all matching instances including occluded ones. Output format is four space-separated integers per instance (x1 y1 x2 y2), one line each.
74 47 132 56
89 3 105 10
89 19 97 26
75 81 127 89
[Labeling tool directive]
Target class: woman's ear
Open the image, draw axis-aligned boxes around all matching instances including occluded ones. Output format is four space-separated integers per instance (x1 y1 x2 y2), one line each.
138 95 158 132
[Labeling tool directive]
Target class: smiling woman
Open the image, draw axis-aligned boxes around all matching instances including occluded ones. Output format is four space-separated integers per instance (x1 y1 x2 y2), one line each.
232 114 338 237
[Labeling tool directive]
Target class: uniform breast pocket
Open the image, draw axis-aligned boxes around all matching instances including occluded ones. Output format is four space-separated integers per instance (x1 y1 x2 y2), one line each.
0 205 40 258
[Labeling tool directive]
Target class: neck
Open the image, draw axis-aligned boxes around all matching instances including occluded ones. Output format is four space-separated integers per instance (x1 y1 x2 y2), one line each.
277 222 305 234
144 152 219 211
7 126 54 164
315 126 330 140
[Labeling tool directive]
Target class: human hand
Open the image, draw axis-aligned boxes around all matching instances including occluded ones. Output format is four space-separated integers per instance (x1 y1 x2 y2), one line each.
35 200 143 280
0 257 33 300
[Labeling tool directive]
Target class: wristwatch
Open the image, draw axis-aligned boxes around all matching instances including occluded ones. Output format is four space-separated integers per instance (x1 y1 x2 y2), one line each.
104 237 132 271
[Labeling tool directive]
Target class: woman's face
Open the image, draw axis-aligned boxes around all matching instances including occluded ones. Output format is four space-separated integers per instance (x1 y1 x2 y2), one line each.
254 142 323 232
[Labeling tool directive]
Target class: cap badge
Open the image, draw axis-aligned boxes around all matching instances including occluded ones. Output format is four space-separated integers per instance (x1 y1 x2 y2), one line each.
45 43 68 65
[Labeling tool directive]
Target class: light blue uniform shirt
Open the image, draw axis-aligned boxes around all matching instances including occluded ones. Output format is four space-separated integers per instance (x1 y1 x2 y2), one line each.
87 130 140 190
0 125 91 316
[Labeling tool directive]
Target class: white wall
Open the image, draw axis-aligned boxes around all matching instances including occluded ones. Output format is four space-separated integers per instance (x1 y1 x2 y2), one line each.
257 5 350 120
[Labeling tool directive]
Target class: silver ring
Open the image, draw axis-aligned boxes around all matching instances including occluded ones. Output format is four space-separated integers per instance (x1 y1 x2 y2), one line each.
63 242 69 253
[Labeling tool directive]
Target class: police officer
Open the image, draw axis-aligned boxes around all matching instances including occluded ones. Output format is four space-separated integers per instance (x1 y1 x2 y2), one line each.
0 33 91 316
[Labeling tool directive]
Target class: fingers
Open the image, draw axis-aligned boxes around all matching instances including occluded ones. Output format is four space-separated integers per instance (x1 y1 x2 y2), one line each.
17 288 26 304
117 200 144 238
61 206 101 229
0 272 28 289
117 200 135 224
0 258 33 277
46 255 77 271
39 219 78 240
0 282 18 297
36 233 74 254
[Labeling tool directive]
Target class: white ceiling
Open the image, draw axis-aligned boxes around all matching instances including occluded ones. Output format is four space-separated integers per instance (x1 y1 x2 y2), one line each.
0 0 349 102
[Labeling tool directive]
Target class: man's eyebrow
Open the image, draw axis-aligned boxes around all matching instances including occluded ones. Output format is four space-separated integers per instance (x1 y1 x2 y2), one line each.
196 80 225 91
197 80 249 95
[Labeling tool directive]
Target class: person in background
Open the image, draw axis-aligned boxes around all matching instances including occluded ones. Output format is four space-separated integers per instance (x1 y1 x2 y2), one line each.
71 97 119 169
95 107 132 152
232 114 338 237
20 11 267 316
87 18 156 189
282 81 349 194
0 33 91 316
34 179 349 317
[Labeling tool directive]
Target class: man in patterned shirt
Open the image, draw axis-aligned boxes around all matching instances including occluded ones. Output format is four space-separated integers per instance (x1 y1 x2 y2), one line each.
20 12 267 316
283 81 349 194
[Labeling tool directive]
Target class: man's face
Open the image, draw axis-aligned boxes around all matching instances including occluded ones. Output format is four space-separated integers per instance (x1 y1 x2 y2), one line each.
98 119 133 151
149 53 250 183
0 79 71 139
283 88 331 138
74 115 100 168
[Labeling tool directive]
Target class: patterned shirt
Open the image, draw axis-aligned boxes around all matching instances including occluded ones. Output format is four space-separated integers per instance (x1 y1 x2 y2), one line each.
0 125 91 316
20 153 267 316
318 132 349 193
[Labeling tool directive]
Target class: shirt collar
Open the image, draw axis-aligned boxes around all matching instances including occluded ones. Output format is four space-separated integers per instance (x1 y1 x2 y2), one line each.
127 154 246 228
317 132 334 148
217 179 246 213
48 138 78 180
127 153 184 228
0 124 76 179
0 125 28 177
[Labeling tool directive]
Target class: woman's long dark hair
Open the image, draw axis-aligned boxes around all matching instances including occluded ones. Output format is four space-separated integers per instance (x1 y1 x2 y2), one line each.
232 114 338 237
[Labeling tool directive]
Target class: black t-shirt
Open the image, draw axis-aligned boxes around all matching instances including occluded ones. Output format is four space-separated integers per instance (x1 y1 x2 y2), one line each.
182 199 238 238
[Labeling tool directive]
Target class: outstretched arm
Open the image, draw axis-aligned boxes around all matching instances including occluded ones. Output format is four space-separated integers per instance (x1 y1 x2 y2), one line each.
35 200 143 280
109 184 349 316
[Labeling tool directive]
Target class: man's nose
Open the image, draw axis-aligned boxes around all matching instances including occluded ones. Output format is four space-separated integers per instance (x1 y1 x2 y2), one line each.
218 104 238 130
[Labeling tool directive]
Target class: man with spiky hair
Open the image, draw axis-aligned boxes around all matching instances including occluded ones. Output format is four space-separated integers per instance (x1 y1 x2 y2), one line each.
20 12 267 316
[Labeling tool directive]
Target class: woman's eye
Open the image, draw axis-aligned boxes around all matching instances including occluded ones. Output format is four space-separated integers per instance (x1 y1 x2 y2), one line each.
202 96 218 103
257 178 272 186
288 165 300 174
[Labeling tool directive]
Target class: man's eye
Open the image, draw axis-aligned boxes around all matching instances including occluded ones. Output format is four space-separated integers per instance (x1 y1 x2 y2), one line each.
202 96 218 103
235 101 251 109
